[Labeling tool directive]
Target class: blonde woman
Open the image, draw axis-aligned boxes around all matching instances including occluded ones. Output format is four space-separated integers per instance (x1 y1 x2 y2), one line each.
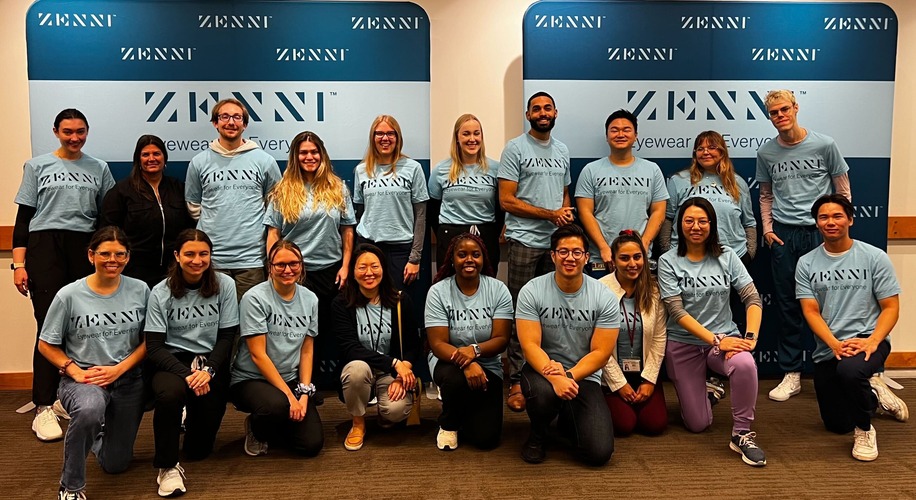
428 114 502 268
266 131 355 379
352 115 429 291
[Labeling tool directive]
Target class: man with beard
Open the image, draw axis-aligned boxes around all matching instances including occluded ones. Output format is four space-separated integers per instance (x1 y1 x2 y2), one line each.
499 91 574 412
186 98 282 299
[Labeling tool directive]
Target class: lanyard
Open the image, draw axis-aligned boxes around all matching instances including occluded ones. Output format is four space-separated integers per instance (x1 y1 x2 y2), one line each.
620 297 640 348
361 305 386 353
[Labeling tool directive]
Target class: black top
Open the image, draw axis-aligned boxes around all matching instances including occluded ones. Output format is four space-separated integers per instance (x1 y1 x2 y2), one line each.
332 293 421 377
100 175 195 288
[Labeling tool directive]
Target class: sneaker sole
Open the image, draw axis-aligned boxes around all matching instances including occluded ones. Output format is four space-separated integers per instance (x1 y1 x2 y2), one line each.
32 424 63 442
874 386 909 422
344 441 364 451
157 484 187 497
852 449 878 461
729 442 766 467
767 388 800 402
437 443 457 451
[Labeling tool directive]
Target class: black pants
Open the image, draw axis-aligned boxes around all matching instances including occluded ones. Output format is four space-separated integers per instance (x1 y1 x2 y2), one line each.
27 230 93 405
150 353 230 468
230 379 324 456
304 263 342 389
435 222 501 274
814 339 889 434
521 364 614 466
434 362 503 449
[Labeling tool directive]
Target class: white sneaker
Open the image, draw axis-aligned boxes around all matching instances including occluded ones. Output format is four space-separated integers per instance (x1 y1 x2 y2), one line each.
33 405 63 441
768 372 801 402
870 375 909 422
243 416 268 456
157 463 187 497
57 487 87 500
436 427 458 451
52 399 71 420
852 425 878 461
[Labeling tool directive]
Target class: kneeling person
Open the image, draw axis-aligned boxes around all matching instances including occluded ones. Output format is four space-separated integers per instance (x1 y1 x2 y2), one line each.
797 194 908 462
516 225 618 465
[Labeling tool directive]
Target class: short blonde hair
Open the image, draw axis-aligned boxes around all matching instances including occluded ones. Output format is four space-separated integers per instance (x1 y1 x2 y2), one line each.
765 89 796 108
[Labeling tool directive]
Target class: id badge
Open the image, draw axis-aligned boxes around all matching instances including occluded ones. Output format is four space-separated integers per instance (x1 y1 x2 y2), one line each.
622 358 641 372
591 262 606 271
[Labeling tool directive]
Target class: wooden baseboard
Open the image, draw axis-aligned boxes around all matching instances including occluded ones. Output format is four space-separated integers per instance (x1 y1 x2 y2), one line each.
0 372 32 390
886 352 916 369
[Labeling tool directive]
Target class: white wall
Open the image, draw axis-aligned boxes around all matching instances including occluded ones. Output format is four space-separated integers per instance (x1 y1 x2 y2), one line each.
1 0 914 373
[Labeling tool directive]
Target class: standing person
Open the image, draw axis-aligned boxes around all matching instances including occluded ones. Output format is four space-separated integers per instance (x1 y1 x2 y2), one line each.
756 89 851 402
101 134 195 289
185 98 282 299
662 131 757 331
265 130 355 385
428 114 502 269
516 224 618 465
230 240 323 458
332 244 420 451
499 91 574 413
797 194 907 462
145 229 239 496
576 109 668 278
13 108 115 442
352 115 429 292
658 198 766 467
427 233 512 451
37 226 149 500
599 230 668 437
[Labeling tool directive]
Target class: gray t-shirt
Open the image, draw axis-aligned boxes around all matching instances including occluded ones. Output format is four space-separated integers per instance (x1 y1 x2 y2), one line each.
516 273 619 383
353 157 429 243
145 273 240 354
428 158 500 225
796 240 900 363
39 276 150 368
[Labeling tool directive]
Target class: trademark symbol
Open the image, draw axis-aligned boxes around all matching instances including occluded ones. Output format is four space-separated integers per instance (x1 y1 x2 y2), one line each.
329 92 337 96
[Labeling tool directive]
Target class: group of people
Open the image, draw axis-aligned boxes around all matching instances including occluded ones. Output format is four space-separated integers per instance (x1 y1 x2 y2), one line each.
11 90 908 500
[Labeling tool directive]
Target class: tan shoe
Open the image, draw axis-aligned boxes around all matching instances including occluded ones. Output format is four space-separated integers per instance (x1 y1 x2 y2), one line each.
507 384 526 412
345 424 365 451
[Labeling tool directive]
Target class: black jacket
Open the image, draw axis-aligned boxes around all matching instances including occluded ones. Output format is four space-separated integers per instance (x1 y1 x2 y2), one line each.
100 175 195 288
332 292 421 377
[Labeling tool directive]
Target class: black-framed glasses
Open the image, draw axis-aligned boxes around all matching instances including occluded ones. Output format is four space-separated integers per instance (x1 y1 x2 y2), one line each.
373 131 397 139
553 248 587 259
271 261 302 273
218 113 244 123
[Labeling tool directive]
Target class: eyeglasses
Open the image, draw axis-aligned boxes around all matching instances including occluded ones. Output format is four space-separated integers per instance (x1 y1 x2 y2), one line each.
217 113 244 123
271 261 302 272
373 131 397 139
683 218 710 227
92 250 129 262
768 106 793 118
356 263 382 273
553 248 587 259
695 146 721 153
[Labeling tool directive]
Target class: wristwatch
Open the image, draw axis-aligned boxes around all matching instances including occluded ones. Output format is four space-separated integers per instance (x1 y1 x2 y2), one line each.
294 382 317 398
471 343 481 358
202 366 216 378
10 263 25 270
745 332 757 341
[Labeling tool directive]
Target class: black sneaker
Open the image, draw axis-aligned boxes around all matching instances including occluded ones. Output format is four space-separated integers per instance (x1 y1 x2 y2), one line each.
730 431 766 467
521 432 546 464
707 377 725 407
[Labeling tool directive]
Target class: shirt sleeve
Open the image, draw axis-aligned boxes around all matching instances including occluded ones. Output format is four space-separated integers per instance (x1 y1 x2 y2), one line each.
240 293 268 337
351 166 364 204
219 277 241 329
795 255 815 299
185 159 203 204
651 165 669 202
410 161 430 203
427 165 443 200
515 283 540 321
424 284 449 328
14 162 39 207
656 255 680 299
665 174 680 220
98 165 116 208
727 250 753 290
493 281 515 320
871 250 901 300
824 139 850 177
574 163 594 199
595 287 620 329
144 289 168 333
498 142 521 182
39 295 69 345
264 158 283 196
755 153 772 183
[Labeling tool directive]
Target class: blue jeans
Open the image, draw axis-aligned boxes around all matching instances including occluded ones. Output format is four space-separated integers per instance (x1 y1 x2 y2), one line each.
58 368 144 492
770 221 822 372
520 364 614 465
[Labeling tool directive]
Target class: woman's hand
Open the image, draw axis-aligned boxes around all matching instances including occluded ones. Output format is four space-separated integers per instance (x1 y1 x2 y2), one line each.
719 336 753 353
403 262 420 285
542 359 565 377
288 393 307 422
450 346 476 368
13 268 28 296
394 360 416 390
463 362 488 391
83 365 124 387
388 378 407 402
633 382 655 403
616 383 637 403
186 370 212 395
335 266 348 290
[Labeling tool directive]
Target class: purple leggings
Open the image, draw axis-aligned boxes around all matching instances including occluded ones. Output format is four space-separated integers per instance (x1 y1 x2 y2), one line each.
665 339 758 434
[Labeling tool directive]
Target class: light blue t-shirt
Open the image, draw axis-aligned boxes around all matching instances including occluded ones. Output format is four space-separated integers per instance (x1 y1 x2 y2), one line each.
145 273 240 354
658 247 752 345
516 273 619 383
231 281 319 385
575 156 668 262
15 153 115 233
355 303 392 355
796 241 900 364
616 296 644 371
264 184 356 271
185 147 282 269
428 158 500 224
666 170 756 257
425 275 514 378
755 131 849 226
39 276 149 368
499 134 571 249
352 157 429 243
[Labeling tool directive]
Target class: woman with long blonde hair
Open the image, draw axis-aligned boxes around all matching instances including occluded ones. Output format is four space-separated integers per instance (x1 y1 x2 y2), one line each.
352 115 429 291
428 114 502 270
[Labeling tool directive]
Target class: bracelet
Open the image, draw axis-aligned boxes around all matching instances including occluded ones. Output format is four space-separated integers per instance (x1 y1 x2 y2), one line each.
59 359 74 375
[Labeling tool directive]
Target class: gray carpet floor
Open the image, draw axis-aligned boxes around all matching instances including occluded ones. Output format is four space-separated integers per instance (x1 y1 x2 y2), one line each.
1 379 915 499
